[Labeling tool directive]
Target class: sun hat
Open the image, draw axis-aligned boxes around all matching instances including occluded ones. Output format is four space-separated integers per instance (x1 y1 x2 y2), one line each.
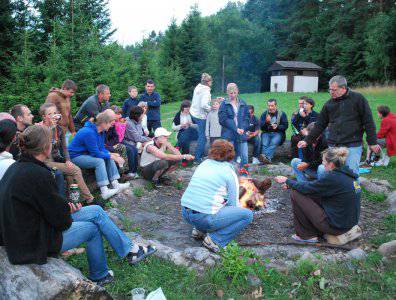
154 127 172 138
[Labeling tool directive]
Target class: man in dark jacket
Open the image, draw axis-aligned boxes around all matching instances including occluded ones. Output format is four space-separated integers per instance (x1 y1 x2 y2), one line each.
298 75 380 175
259 99 288 163
139 79 161 134
74 84 111 129
218 83 250 166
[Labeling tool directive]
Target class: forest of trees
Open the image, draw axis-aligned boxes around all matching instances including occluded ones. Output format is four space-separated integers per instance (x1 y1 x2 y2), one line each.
0 0 395 114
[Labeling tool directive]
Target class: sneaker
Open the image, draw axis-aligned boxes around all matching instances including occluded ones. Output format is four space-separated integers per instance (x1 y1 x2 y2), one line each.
127 245 157 265
100 187 118 200
236 156 241 164
251 157 260 165
202 235 220 253
191 228 205 240
92 270 114 286
112 180 130 192
259 154 271 164
126 172 140 179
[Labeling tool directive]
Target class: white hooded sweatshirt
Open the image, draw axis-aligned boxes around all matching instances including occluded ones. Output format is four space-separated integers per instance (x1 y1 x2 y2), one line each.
190 83 211 120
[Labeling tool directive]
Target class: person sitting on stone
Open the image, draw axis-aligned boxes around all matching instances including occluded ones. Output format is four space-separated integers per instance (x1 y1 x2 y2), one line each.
137 101 149 136
122 85 139 118
125 106 152 151
0 125 156 287
38 103 95 204
0 119 17 180
68 109 129 200
275 147 361 244
246 105 261 165
290 96 307 158
74 84 111 130
365 105 395 167
181 139 253 253
259 99 288 164
9 104 34 158
172 100 198 154
205 98 222 145
291 122 327 182
140 127 194 185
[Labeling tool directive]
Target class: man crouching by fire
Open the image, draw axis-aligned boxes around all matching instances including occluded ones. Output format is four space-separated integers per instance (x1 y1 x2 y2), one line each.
180 139 253 253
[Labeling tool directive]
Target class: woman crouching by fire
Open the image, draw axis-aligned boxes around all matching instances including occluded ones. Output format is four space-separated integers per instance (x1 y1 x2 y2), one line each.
181 139 253 253
275 147 361 243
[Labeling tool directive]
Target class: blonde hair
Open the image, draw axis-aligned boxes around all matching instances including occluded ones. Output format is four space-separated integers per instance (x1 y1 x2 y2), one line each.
227 83 238 92
19 125 51 156
201 73 212 85
322 147 349 168
90 109 116 125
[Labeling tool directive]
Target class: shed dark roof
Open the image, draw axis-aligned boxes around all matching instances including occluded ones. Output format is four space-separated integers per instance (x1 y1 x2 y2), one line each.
268 61 322 71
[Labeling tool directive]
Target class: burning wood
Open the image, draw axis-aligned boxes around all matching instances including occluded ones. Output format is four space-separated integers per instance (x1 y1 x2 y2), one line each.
239 177 272 210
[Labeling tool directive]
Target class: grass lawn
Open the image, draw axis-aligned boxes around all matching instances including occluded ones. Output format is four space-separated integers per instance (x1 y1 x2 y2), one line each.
67 88 396 299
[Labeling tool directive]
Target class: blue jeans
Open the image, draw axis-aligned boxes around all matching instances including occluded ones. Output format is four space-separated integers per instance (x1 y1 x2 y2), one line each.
61 205 133 281
261 132 282 160
177 127 198 154
234 141 248 167
122 142 138 173
191 117 206 161
71 155 120 187
55 169 66 198
182 206 253 247
345 145 363 177
248 136 261 158
291 158 326 182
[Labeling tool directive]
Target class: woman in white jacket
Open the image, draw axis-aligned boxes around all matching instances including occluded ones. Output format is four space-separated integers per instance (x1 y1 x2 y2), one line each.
0 119 17 180
190 73 213 163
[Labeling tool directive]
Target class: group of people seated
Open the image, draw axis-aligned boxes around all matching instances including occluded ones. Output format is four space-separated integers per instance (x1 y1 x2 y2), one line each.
0 74 395 287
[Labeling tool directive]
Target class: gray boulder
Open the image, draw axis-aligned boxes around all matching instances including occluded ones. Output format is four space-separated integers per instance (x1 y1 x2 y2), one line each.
378 240 396 257
0 247 111 300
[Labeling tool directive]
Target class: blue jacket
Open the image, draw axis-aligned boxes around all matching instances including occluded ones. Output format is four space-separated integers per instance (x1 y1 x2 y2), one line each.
218 98 250 142
139 91 161 121
122 97 139 118
68 121 110 160
286 166 361 230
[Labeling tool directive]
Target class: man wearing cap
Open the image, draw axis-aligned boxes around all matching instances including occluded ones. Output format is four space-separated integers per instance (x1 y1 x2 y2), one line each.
140 127 194 185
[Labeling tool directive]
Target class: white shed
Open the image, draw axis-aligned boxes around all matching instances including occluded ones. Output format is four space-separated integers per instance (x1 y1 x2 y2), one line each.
268 61 322 93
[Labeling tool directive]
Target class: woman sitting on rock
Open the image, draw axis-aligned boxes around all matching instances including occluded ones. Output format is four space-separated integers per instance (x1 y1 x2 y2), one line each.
0 125 156 286
275 147 361 243
172 100 198 154
181 139 253 253
38 103 95 204
68 109 129 200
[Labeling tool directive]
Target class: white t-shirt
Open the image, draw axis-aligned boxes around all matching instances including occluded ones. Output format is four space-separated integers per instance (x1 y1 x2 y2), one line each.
0 151 15 180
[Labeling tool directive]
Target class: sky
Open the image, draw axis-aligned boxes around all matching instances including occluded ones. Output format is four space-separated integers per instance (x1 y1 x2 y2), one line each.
108 0 245 46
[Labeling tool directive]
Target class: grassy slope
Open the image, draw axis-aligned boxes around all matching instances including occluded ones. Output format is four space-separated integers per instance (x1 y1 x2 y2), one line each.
67 89 395 299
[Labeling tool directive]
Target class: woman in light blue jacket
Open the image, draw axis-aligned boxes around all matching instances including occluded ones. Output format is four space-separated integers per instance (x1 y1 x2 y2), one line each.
181 139 253 253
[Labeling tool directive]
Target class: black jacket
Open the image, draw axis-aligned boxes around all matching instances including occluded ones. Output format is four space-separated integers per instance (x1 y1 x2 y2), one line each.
286 166 361 230
305 89 377 146
302 135 328 171
0 155 72 265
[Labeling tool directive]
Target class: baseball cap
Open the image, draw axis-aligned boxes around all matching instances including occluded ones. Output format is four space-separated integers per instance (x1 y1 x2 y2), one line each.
154 127 172 138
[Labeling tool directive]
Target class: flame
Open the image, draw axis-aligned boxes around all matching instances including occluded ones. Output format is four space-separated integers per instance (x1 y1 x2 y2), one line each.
239 177 267 210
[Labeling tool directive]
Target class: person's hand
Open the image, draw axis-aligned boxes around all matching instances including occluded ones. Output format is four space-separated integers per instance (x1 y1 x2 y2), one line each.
271 123 278 130
300 128 308 136
299 110 306 117
297 140 308 148
71 132 76 137
65 160 75 170
297 162 309 171
274 176 288 184
237 128 244 135
369 144 381 154
281 183 289 190
183 154 195 161
181 123 188 129
144 129 150 136
265 114 271 123
69 202 82 214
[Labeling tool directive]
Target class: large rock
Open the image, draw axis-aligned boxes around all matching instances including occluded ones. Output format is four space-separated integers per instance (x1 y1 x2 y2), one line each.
360 177 392 195
266 162 294 176
387 191 396 214
0 247 111 300
378 240 396 257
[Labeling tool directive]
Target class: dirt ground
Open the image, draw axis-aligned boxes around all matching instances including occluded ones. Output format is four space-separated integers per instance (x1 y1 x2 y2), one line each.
115 165 390 259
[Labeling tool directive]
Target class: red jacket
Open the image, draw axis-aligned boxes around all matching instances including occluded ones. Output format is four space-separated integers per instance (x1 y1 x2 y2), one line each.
377 113 396 156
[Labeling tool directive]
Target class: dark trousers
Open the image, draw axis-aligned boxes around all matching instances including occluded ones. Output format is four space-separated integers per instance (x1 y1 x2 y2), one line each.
122 142 138 173
177 127 198 154
147 120 162 134
290 190 346 239
54 169 66 198
291 134 303 159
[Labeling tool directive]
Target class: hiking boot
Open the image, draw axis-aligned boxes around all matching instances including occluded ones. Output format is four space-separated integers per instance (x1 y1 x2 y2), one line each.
92 270 114 286
203 235 221 253
251 157 260 165
191 228 205 240
259 154 271 164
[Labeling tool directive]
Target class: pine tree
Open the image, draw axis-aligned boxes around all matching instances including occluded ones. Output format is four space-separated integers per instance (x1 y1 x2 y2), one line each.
0 0 15 82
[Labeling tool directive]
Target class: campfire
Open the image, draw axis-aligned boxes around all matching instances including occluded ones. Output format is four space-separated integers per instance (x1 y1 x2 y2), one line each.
239 177 272 210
